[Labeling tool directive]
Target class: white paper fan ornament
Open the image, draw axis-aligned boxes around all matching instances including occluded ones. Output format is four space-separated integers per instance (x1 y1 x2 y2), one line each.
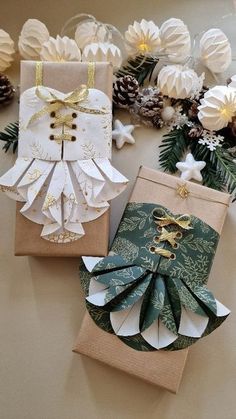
159 18 191 63
40 35 81 62
0 29 15 72
18 19 49 60
198 85 236 131
75 21 107 50
158 64 202 99
199 28 232 74
124 19 160 56
82 42 122 69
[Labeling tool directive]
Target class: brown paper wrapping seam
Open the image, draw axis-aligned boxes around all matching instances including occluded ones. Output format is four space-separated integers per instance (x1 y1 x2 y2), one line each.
74 166 230 393
15 61 113 257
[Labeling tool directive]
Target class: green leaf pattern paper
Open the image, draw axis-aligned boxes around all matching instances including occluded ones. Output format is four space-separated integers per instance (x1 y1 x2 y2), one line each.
81 203 230 351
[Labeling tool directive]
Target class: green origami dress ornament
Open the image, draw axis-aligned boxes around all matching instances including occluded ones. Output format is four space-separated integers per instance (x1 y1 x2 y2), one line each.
80 203 230 351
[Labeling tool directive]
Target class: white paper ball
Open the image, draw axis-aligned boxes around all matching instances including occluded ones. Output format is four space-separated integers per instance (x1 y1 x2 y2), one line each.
75 21 107 51
198 85 236 131
125 19 160 56
40 36 81 62
161 106 175 122
158 65 200 99
159 18 191 63
82 42 122 69
18 19 50 60
0 29 15 72
199 28 232 74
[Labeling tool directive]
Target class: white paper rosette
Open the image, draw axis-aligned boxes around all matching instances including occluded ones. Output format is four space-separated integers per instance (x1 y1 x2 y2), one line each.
18 19 49 60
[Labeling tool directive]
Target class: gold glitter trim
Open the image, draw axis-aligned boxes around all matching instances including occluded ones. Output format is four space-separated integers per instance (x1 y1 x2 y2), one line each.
35 61 43 86
87 62 95 88
43 193 57 210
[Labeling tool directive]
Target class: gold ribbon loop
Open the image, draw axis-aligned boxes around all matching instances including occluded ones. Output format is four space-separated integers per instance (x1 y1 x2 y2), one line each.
152 208 192 230
27 85 108 127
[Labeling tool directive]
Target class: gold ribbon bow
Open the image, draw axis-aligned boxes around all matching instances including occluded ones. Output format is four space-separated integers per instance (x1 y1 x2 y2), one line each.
152 208 192 230
28 85 107 126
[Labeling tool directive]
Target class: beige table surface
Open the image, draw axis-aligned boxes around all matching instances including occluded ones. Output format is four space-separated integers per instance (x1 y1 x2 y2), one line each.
0 1 236 418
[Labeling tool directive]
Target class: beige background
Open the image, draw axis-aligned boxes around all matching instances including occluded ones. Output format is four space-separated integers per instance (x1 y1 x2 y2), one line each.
0 1 236 418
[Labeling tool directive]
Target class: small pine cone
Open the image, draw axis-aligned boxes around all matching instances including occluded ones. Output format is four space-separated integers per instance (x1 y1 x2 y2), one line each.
188 125 203 139
229 116 236 137
152 114 164 129
188 101 199 120
113 75 139 108
0 73 15 106
136 87 164 118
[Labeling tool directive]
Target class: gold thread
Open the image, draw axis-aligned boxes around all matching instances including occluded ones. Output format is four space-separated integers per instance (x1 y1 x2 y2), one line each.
87 62 95 88
149 246 173 258
138 175 230 206
35 61 43 86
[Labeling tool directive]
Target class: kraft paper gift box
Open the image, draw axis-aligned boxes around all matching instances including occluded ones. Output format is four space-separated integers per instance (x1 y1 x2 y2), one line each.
74 166 230 393
14 61 114 257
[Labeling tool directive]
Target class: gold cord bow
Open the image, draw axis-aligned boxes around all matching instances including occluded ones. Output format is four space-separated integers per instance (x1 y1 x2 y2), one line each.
152 208 192 230
27 85 108 127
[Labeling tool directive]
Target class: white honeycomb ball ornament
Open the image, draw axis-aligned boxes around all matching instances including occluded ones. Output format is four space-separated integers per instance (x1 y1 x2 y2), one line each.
18 19 50 60
75 21 107 51
158 65 200 99
40 36 81 62
198 85 236 131
82 42 122 69
0 29 15 72
199 28 232 74
124 19 160 56
159 18 191 63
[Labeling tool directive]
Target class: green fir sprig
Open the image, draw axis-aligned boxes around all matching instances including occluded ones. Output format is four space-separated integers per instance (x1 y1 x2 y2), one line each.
116 55 159 86
0 121 19 153
159 125 236 200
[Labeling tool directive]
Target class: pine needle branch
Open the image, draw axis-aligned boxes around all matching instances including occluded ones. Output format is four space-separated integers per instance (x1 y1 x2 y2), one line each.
116 55 159 85
0 121 19 153
159 127 190 173
213 148 236 200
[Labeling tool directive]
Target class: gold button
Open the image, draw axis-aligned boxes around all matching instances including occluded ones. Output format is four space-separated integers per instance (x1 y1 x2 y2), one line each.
72 112 77 118
71 136 76 141
50 111 56 117
72 124 77 129
50 123 55 129
49 135 54 140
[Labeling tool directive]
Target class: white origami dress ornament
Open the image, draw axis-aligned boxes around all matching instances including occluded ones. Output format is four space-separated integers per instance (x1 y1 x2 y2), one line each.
0 63 128 243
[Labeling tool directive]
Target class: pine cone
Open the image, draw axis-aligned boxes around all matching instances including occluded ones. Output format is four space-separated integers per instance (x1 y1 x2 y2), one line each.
188 101 199 120
188 125 203 139
113 75 139 108
152 114 164 128
136 87 164 118
0 73 15 106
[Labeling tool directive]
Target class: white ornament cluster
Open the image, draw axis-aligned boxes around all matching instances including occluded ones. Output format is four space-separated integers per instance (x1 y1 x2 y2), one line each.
17 18 122 68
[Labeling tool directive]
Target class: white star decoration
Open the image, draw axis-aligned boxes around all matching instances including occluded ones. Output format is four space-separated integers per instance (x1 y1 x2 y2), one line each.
112 119 136 149
176 153 206 182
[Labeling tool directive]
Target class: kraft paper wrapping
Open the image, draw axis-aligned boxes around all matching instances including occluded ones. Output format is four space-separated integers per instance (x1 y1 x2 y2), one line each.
74 166 230 393
15 61 113 257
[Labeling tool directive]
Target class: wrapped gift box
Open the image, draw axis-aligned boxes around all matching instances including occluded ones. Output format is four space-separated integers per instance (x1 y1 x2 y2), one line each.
15 61 113 257
74 166 230 393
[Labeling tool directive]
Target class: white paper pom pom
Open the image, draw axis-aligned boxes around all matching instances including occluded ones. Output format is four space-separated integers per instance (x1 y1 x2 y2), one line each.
199 28 232 73
198 85 236 131
158 65 200 99
40 36 81 62
161 106 175 122
0 29 15 72
82 42 122 69
125 19 160 56
159 18 191 63
75 21 107 50
18 19 49 60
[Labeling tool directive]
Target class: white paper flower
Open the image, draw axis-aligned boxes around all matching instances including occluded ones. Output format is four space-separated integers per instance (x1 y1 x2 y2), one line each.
18 19 49 60
0 29 15 72
158 65 201 99
82 42 122 69
198 86 236 131
75 21 107 50
159 18 191 63
40 36 81 62
199 28 232 74
124 19 160 56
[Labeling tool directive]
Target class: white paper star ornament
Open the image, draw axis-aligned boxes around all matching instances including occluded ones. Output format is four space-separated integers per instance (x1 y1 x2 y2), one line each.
112 119 136 149
176 153 206 182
